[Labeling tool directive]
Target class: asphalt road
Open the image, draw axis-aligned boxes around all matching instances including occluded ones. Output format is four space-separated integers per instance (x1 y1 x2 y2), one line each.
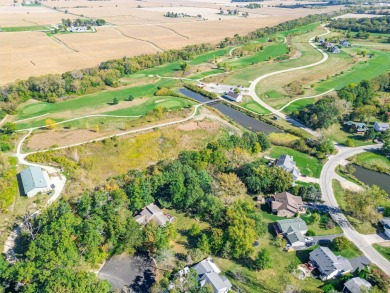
320 144 390 275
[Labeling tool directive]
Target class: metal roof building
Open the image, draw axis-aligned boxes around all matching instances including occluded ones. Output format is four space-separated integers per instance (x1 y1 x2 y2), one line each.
19 166 49 197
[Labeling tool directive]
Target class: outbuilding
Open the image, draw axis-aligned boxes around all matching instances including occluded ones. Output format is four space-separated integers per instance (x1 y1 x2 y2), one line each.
19 166 50 197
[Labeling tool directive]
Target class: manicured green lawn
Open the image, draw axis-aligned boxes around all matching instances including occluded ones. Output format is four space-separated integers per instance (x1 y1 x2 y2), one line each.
188 69 225 80
373 244 390 261
268 146 323 178
16 80 174 120
0 25 51 32
315 50 390 92
241 101 271 115
227 43 288 69
16 96 193 129
351 151 390 175
301 212 342 236
281 98 316 113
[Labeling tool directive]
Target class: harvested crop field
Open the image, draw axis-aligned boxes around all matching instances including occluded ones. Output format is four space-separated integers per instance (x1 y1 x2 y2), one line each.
0 0 342 84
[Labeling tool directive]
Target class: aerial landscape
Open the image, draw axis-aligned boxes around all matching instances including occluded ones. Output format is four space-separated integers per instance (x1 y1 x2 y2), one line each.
0 0 389 292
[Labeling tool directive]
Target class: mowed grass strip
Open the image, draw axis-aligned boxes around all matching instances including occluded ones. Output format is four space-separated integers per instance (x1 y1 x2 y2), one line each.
16 80 174 120
241 101 271 115
281 98 316 113
351 151 390 174
0 25 51 32
16 96 193 129
315 50 390 92
269 146 323 178
373 244 390 261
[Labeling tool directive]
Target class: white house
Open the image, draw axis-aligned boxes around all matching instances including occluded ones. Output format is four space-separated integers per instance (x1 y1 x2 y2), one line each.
374 122 389 132
276 218 308 248
19 166 50 197
380 217 390 238
223 91 242 103
309 247 353 280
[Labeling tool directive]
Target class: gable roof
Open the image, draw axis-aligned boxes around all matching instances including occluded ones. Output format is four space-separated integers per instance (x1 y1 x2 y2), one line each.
193 258 232 293
344 277 372 293
310 247 353 276
224 91 240 99
272 192 303 217
381 217 390 230
276 155 300 180
19 166 48 195
374 122 389 128
276 218 307 234
134 203 169 226
286 231 305 245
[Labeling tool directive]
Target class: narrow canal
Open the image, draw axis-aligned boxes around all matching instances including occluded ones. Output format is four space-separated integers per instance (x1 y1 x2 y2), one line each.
179 88 281 134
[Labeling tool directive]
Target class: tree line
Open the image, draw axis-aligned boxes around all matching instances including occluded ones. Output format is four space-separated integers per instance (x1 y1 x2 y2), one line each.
0 11 345 119
329 16 390 34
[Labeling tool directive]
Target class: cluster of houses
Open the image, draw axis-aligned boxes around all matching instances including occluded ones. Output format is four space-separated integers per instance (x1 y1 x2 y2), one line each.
317 38 350 54
344 121 389 134
66 26 89 33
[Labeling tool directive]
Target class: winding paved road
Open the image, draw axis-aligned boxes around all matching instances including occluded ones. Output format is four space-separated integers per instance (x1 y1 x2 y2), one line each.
320 144 390 275
248 25 332 137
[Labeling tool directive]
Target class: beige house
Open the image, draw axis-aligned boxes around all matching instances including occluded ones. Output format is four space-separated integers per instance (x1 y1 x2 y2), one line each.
271 191 303 217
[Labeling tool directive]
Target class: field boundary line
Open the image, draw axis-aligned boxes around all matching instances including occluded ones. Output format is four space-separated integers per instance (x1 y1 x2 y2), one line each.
278 89 334 111
155 25 189 39
111 27 164 52
16 114 142 132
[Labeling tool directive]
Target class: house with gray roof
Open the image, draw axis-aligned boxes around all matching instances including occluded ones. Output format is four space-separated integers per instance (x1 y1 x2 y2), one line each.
223 91 242 103
276 218 308 248
275 155 300 181
134 203 170 226
19 166 50 197
345 121 368 133
380 217 390 238
309 247 353 280
343 277 372 293
271 191 303 217
193 258 232 293
374 122 389 132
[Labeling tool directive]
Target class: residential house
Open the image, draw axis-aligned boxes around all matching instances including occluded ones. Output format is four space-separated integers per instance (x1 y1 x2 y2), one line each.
330 46 340 54
276 218 308 248
340 39 350 47
134 203 171 226
18 166 50 197
271 191 304 217
275 154 300 181
345 121 368 133
223 91 242 102
374 122 389 132
309 247 353 280
193 258 232 293
318 38 325 44
343 277 372 293
380 217 390 238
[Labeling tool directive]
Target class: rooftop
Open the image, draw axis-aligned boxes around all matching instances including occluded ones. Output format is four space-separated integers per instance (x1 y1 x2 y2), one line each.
276 218 307 234
310 247 353 276
344 277 372 293
19 166 48 195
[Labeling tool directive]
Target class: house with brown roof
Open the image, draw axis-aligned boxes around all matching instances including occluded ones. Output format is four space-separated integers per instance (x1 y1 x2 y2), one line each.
270 191 303 218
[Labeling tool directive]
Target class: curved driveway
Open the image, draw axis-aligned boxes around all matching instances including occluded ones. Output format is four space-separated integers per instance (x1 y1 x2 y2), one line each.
320 144 390 275
248 25 331 136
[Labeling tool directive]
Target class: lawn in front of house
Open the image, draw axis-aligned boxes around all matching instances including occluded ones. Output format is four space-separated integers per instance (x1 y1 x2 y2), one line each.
268 146 323 178
373 244 390 261
301 212 343 236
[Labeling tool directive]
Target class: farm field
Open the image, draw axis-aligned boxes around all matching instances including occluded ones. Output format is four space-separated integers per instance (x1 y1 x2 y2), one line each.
0 0 340 85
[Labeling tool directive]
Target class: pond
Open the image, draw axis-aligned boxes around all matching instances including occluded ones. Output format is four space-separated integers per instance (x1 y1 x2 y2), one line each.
352 164 390 195
179 88 281 134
